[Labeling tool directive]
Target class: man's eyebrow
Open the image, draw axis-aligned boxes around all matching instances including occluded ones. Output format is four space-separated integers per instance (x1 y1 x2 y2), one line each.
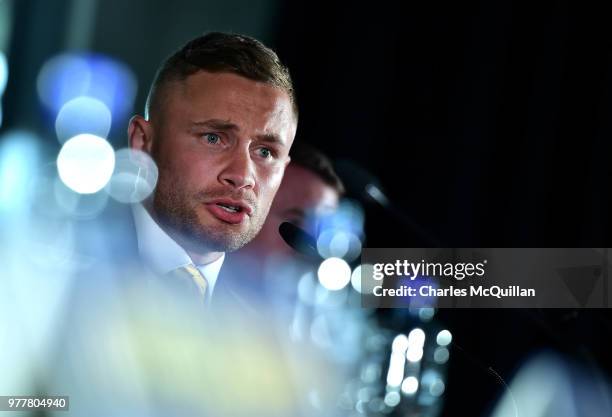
255 133 285 146
191 120 286 146
191 119 239 131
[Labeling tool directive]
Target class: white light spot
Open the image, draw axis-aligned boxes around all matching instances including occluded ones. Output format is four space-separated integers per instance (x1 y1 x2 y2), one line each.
351 263 376 294
406 346 424 363
350 265 362 293
317 257 351 291
408 328 426 347
391 334 409 353
401 376 419 395
436 329 452 346
57 134 115 194
386 352 405 387
55 96 112 143
106 148 158 203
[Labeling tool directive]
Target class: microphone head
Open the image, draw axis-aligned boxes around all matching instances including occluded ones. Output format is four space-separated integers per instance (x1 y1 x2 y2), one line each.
335 159 388 204
278 222 321 260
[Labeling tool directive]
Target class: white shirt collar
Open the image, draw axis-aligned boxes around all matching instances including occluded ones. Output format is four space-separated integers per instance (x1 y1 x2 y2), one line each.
131 203 224 296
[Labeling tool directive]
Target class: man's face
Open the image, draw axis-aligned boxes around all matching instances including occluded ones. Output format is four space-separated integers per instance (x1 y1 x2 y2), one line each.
130 71 297 255
240 163 339 259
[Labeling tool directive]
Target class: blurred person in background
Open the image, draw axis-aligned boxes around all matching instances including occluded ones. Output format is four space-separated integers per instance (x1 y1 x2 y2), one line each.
241 142 343 258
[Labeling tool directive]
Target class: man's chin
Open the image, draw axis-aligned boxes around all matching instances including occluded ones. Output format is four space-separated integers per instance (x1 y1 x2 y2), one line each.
194 213 259 251
189 226 254 253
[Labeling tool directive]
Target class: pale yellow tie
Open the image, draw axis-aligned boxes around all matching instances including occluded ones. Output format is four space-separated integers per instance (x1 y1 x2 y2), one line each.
165 264 209 304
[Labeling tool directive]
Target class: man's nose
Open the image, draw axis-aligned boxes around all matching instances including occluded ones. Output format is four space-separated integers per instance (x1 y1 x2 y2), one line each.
218 148 256 189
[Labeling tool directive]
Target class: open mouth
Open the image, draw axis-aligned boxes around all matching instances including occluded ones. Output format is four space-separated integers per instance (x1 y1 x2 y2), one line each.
205 200 250 225
216 202 242 213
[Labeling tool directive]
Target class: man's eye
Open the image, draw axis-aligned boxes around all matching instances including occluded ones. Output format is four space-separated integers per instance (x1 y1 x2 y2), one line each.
258 147 273 158
203 133 221 144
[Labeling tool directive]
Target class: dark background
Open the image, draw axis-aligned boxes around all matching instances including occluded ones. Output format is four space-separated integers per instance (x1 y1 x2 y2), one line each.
3 1 612 415
273 4 612 415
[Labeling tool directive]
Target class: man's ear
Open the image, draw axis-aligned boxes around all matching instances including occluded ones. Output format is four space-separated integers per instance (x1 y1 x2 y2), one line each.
128 115 154 154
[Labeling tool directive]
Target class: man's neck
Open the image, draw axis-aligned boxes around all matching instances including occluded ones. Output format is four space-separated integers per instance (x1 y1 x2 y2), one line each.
143 201 224 265
187 249 224 265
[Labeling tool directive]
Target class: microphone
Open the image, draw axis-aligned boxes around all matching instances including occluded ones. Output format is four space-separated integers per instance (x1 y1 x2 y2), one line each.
335 159 441 247
278 222 321 260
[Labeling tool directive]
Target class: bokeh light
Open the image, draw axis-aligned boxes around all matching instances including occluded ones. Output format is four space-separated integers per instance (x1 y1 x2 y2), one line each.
408 328 426 347
314 284 347 308
297 272 318 305
406 328 425 363
37 52 137 121
0 51 8 96
350 265 363 293
361 362 381 384
365 183 389 206
318 200 364 232
386 352 406 387
316 199 365 261
37 54 92 112
351 263 377 294
54 177 109 218
418 307 436 322
106 148 158 203
57 134 115 194
433 347 450 364
0 130 40 212
391 334 409 353
429 378 445 397
317 229 362 261
55 96 112 143
352 263 378 295
310 314 332 350
317 257 351 291
421 370 446 398
28 162 107 220
436 329 452 346
384 391 400 407
406 346 424 363
329 231 350 257
401 376 419 395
